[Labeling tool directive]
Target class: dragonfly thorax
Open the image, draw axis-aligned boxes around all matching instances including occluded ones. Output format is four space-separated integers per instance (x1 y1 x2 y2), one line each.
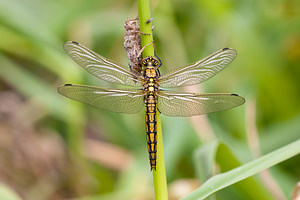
144 68 158 78
143 76 159 93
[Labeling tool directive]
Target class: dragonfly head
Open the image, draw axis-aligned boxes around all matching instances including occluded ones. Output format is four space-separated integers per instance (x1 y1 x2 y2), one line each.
141 57 160 68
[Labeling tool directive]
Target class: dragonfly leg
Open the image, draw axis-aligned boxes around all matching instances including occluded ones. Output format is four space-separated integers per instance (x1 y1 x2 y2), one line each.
157 107 161 114
154 52 162 69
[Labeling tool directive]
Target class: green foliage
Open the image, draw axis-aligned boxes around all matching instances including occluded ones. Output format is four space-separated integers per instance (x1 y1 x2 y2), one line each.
188 140 300 200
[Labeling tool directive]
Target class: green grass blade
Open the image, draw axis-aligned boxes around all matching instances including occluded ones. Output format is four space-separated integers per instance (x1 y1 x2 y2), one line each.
182 139 300 200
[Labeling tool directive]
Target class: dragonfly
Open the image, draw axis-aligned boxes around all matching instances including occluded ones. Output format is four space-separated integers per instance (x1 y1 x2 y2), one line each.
58 41 245 170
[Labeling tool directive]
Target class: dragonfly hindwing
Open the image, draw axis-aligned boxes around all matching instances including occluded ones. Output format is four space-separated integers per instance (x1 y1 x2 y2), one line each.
157 91 245 117
58 84 145 114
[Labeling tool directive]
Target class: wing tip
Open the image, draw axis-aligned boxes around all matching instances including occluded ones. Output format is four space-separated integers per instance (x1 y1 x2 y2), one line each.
222 47 237 58
64 83 73 86
57 83 73 94
222 47 237 53
231 93 246 105
64 41 79 49
71 41 79 45
65 41 79 45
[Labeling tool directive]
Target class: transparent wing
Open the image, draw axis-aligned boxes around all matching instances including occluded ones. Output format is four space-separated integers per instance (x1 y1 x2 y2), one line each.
64 41 142 87
157 90 245 117
58 84 145 114
159 48 237 88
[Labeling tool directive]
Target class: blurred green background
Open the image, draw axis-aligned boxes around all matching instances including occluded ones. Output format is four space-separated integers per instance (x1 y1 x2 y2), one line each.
0 0 299 199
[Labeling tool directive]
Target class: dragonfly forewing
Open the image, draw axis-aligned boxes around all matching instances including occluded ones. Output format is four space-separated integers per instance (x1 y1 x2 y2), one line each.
157 90 245 117
64 41 143 87
159 48 237 88
58 84 145 114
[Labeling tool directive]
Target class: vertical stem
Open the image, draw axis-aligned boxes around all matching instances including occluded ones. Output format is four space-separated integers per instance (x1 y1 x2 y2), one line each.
137 0 168 199
138 0 154 57
153 112 168 200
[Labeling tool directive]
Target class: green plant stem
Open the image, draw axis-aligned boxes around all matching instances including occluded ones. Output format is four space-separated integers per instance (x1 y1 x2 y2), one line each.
153 112 168 200
137 0 154 57
137 1 168 199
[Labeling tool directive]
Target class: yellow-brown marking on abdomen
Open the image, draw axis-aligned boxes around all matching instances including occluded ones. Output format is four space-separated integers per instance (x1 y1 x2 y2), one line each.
145 95 157 170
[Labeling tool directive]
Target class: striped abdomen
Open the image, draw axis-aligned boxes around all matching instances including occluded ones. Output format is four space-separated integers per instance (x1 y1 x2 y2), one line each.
145 94 157 170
